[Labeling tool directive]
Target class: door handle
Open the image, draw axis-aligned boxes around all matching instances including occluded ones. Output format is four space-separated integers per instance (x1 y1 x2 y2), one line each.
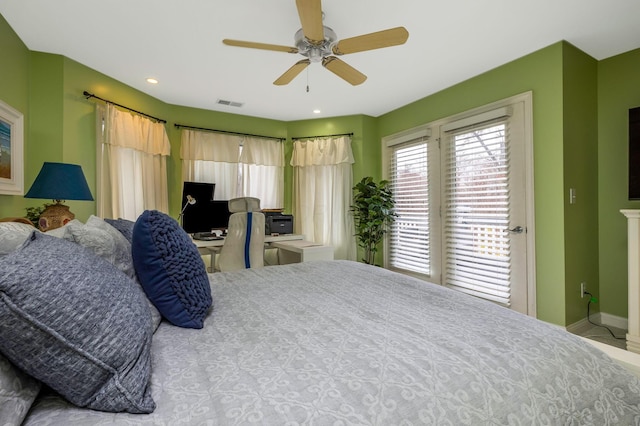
507 226 524 234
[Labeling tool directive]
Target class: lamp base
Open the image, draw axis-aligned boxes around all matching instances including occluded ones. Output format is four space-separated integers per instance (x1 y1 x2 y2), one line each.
39 203 75 232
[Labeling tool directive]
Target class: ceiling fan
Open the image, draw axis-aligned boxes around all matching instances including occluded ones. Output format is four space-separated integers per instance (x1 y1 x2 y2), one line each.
222 0 409 86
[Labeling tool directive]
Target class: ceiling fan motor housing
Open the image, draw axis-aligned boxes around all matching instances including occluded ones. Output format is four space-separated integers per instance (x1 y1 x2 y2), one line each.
294 26 337 62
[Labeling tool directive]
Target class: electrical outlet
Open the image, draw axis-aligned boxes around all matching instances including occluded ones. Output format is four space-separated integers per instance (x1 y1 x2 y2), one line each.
581 282 586 298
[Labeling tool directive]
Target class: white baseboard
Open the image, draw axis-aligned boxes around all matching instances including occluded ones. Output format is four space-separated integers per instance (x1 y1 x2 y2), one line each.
566 312 628 334
566 317 592 335
600 312 628 330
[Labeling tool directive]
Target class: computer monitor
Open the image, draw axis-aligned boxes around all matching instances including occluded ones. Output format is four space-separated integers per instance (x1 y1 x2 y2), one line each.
181 181 215 234
208 200 232 230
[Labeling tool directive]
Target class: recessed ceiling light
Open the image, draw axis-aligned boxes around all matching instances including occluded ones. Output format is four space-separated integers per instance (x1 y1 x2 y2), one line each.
146 77 159 84
313 109 321 114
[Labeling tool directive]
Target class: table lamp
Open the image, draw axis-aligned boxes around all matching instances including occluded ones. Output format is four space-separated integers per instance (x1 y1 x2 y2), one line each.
24 162 94 231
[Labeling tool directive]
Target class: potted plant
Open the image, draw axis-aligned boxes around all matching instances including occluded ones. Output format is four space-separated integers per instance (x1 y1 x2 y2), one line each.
351 176 396 265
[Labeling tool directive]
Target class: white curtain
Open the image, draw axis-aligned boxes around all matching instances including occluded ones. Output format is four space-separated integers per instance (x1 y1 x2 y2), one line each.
181 130 284 208
291 136 356 260
97 104 170 221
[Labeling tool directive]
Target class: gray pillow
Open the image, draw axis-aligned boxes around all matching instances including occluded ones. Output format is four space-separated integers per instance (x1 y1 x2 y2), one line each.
0 232 155 413
0 352 41 425
67 215 135 278
105 217 135 244
64 217 161 332
0 221 35 256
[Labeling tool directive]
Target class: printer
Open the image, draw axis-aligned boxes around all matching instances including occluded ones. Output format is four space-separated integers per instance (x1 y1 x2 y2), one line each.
264 212 294 235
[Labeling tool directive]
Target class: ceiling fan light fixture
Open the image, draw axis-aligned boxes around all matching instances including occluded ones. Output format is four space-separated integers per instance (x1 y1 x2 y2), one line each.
294 26 337 61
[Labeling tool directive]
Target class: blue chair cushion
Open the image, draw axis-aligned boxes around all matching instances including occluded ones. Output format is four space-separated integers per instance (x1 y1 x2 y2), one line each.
132 210 212 329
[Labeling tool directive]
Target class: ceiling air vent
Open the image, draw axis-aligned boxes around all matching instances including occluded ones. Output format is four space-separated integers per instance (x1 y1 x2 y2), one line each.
216 99 244 108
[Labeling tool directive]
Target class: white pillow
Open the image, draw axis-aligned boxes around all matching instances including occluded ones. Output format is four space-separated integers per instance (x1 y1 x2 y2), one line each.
65 216 135 278
0 222 36 256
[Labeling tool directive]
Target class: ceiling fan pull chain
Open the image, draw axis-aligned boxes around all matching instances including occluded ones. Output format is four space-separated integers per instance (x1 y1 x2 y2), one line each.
306 67 310 93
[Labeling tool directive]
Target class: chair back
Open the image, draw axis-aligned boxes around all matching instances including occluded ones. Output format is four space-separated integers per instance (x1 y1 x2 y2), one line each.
218 197 265 272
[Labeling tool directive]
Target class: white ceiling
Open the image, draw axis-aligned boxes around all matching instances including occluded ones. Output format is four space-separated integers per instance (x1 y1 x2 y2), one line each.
2 0 639 122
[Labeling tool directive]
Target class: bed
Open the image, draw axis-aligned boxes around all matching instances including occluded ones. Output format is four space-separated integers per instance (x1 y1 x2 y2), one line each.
2 214 640 425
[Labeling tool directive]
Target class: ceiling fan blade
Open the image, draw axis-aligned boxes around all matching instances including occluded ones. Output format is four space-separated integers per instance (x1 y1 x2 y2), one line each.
223 39 298 54
296 0 324 43
332 27 409 55
322 56 367 86
274 59 311 85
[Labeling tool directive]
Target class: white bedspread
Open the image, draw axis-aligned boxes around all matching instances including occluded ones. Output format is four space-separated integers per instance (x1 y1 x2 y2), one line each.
23 261 640 425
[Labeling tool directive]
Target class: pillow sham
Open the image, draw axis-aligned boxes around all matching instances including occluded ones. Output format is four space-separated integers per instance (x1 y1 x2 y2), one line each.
132 210 212 329
46 217 161 331
66 216 135 278
105 217 135 244
87 215 135 278
0 352 41 425
0 232 155 413
0 221 34 256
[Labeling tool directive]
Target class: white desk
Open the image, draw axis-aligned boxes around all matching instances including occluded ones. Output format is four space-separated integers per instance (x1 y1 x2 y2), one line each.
270 240 334 264
192 233 305 252
193 234 309 271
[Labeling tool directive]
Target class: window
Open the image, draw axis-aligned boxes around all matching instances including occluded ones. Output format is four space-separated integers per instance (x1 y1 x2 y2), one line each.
388 136 432 276
180 130 284 209
96 104 171 221
442 121 511 305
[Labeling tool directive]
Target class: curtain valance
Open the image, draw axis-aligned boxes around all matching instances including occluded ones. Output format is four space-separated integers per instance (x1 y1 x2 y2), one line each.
104 105 171 156
290 136 354 167
240 137 284 166
181 130 240 162
180 130 283 166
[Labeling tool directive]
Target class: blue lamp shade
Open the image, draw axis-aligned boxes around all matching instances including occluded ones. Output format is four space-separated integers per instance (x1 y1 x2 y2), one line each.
25 162 94 202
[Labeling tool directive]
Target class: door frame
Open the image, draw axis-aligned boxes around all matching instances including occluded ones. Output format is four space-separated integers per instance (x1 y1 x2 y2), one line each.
381 92 537 317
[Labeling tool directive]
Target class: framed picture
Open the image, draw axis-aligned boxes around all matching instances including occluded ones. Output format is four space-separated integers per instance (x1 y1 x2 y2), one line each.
0 99 24 195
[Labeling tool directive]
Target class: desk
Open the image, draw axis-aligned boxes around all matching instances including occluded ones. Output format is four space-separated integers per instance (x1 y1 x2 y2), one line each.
193 234 307 271
270 240 334 264
192 233 305 252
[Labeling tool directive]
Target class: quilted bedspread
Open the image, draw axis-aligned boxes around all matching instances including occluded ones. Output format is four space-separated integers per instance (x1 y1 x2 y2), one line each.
23 261 640 425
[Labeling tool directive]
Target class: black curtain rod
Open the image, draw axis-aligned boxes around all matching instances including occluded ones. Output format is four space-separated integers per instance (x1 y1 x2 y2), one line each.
174 123 285 141
291 132 354 140
83 91 167 123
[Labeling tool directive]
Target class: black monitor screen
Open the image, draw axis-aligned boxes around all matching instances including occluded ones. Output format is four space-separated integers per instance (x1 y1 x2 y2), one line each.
181 181 215 234
209 200 232 230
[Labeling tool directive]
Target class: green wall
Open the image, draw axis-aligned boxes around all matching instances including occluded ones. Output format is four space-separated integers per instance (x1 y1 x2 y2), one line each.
378 42 567 324
598 48 640 318
561 44 599 324
0 13 29 215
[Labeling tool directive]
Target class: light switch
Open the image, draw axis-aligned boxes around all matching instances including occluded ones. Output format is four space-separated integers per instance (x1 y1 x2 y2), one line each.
569 188 577 204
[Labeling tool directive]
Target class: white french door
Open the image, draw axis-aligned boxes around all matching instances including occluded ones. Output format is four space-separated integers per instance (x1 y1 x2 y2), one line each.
385 93 534 316
440 100 529 314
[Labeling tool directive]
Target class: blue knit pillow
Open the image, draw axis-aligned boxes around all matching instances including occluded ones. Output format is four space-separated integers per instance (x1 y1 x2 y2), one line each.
132 210 212 329
0 232 155 413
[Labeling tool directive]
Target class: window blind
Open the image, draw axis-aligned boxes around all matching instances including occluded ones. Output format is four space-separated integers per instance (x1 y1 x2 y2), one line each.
443 121 512 306
388 138 431 275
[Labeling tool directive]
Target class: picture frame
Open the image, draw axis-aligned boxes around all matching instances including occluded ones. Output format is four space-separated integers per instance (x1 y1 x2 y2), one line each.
0 99 24 195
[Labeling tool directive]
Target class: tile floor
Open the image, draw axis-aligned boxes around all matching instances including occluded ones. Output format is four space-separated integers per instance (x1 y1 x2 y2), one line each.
578 323 627 349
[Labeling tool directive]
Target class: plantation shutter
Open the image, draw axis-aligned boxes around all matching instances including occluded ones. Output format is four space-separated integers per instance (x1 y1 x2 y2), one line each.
442 108 513 306
388 134 431 276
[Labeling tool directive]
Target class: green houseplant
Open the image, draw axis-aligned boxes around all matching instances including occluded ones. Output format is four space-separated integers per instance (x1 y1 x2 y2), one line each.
25 203 52 230
351 177 396 265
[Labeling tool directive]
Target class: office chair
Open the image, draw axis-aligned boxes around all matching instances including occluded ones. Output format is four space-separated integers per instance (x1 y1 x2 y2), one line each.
218 197 265 272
